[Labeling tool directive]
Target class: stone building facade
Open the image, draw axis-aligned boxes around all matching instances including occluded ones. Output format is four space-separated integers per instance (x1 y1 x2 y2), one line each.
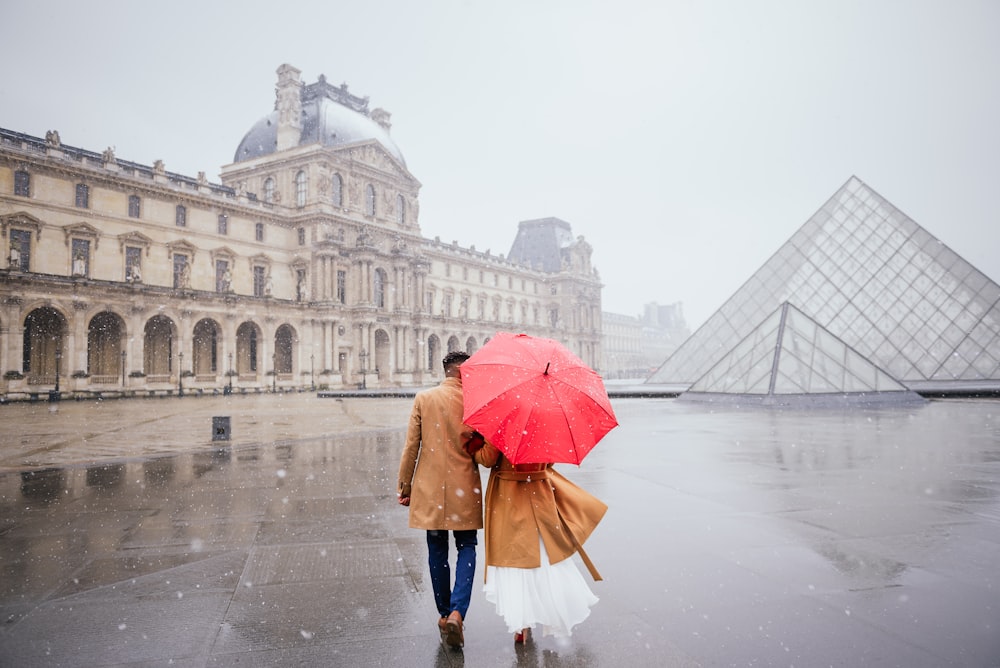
602 302 690 379
0 64 603 400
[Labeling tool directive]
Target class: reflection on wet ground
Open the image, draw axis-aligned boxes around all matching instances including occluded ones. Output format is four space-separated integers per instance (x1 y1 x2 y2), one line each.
0 395 998 666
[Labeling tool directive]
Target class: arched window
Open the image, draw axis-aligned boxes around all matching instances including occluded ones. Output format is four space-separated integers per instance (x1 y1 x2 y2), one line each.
396 194 405 225
374 268 387 308
263 177 275 204
295 170 307 207
332 174 343 207
365 184 376 216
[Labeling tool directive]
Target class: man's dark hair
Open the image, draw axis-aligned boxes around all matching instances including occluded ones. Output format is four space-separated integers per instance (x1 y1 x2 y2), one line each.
442 351 470 370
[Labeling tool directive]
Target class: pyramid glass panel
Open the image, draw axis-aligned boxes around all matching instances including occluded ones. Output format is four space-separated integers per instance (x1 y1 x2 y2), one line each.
650 177 1000 392
682 303 924 406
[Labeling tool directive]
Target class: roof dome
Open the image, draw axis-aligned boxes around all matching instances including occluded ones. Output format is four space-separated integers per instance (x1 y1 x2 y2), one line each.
234 73 405 166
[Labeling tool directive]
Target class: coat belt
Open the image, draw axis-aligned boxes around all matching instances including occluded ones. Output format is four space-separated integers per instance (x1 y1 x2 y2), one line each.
495 469 550 482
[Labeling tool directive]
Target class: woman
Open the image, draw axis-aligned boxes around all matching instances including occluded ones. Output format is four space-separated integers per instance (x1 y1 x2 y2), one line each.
467 435 607 643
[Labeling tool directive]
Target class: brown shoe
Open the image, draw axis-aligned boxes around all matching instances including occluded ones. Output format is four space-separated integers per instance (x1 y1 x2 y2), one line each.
438 616 448 641
444 610 464 648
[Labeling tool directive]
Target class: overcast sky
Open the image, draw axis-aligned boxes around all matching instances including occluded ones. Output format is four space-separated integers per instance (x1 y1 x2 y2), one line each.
1 0 997 329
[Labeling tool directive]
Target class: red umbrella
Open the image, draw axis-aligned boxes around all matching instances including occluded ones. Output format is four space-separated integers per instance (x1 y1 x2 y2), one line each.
461 332 618 465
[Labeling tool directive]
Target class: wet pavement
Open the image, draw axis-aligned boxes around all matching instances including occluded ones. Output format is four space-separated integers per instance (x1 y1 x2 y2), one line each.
1 394 999 667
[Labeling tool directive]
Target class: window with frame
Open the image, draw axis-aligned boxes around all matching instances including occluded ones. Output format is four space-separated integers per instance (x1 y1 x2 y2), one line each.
263 177 275 204
253 265 266 297
75 183 89 208
295 170 307 207
71 239 90 277
128 195 141 218
14 170 30 197
336 270 346 304
8 228 31 271
125 246 142 282
173 254 189 288
218 213 228 235
175 205 187 227
442 294 452 317
332 174 343 207
365 184 376 216
255 222 264 242
374 269 386 308
396 194 405 225
298 227 305 245
216 260 231 293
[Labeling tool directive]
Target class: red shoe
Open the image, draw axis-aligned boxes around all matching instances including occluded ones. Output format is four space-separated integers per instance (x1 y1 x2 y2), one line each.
445 610 464 648
514 628 530 645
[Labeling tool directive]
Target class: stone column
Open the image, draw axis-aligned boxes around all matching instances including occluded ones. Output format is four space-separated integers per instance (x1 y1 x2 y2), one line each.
1 297 23 374
71 301 89 376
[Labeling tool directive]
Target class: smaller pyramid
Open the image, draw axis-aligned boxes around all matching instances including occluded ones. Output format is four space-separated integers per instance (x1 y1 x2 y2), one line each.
680 302 925 407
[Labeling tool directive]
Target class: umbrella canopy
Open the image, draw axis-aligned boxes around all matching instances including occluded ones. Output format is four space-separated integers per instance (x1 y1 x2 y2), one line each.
461 332 618 465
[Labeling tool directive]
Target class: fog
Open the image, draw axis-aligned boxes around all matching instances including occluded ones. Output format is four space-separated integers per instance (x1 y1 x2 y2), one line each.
1 0 997 329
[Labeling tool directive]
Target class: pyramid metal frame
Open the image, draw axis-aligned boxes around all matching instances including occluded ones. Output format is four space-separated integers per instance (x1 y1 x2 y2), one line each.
649 177 1000 393
680 302 925 407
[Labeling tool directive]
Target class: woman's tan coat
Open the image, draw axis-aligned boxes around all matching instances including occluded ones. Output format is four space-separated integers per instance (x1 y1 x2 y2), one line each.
397 377 484 530
475 445 606 576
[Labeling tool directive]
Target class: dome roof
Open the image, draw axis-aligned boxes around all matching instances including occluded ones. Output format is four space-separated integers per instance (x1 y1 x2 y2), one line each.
234 75 405 166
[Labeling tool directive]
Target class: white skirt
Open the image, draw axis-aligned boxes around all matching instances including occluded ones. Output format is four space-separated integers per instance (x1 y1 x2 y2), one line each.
483 537 598 638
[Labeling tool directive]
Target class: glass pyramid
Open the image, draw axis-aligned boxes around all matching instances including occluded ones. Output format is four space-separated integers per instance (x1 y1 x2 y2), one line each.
680 302 925 406
649 176 1000 392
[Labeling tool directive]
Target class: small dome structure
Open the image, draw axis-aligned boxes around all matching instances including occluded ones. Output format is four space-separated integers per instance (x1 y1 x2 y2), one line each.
234 71 405 166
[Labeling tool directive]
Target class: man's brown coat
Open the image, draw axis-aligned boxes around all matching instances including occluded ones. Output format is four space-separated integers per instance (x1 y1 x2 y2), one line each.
397 376 484 530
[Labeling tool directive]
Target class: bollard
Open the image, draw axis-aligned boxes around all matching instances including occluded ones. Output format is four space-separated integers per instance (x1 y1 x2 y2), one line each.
212 416 231 441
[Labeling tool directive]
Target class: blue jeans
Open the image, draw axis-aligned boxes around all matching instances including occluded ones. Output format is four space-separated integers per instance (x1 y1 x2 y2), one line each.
426 529 477 620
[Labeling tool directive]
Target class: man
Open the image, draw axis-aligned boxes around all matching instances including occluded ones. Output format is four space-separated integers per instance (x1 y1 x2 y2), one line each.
398 351 481 648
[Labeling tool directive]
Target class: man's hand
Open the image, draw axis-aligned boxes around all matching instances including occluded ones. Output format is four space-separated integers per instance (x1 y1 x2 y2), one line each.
398 495 410 506
463 431 485 456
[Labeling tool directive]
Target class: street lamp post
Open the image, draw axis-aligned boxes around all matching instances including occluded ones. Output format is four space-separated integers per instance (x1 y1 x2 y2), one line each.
51 348 62 402
360 348 368 390
121 350 126 386
227 352 233 394
310 354 315 391
272 353 277 393
178 351 184 397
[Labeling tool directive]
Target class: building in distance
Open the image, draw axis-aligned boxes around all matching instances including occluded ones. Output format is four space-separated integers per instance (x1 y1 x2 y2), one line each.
0 64 602 401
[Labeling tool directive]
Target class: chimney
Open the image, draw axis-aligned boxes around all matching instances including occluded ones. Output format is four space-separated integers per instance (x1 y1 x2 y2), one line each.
275 64 303 151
